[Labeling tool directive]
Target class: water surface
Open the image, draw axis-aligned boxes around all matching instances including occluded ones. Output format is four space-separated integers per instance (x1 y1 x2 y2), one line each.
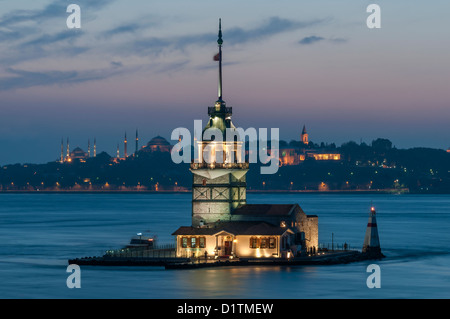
0 193 449 298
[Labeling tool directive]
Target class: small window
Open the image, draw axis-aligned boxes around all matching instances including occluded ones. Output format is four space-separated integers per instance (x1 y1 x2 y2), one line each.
250 237 258 249
199 237 205 248
269 237 276 249
191 237 197 248
182 237 187 248
260 237 268 249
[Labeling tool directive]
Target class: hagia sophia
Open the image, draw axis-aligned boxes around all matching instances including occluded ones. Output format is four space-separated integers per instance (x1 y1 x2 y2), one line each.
59 127 341 166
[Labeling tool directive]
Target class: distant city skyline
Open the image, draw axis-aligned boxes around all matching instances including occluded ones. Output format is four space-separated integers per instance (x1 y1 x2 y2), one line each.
1 1 449 164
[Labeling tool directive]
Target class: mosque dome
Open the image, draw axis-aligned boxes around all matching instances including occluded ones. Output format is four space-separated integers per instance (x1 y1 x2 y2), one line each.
147 136 171 147
142 136 172 153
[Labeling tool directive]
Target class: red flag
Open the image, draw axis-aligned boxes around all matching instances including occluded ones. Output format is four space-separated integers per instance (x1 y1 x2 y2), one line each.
213 52 220 61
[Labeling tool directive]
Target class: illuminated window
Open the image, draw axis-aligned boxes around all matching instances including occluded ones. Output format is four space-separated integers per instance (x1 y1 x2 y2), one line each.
260 237 268 249
191 237 197 248
250 237 276 249
269 237 276 249
181 237 187 248
250 237 258 249
199 237 205 248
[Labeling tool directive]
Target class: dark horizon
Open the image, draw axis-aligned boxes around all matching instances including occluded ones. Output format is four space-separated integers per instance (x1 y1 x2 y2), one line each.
1 128 449 166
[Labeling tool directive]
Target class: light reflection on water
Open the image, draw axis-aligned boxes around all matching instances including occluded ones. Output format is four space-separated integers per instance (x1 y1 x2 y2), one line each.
0 193 449 298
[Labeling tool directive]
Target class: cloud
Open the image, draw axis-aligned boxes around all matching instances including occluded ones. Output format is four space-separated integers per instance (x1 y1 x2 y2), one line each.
0 1 114 66
19 30 84 48
128 16 328 56
0 11 330 91
0 66 126 91
299 35 348 45
110 61 123 68
299 36 325 45
102 23 143 38
227 17 326 44
101 19 160 39
153 60 190 74
0 0 115 28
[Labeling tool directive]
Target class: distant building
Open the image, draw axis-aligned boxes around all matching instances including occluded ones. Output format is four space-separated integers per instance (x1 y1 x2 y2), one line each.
60 138 96 163
140 136 172 153
70 147 88 161
447 148 450 153
278 126 340 166
301 125 308 145
248 126 341 166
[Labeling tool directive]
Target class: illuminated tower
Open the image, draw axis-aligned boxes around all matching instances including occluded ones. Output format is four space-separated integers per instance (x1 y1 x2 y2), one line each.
94 138 97 157
88 139 91 158
60 138 64 163
116 143 120 158
124 132 128 158
190 19 248 227
363 206 382 254
301 125 308 144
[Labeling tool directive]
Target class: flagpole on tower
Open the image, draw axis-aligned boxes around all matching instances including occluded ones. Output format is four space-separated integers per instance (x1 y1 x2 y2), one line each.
217 18 223 100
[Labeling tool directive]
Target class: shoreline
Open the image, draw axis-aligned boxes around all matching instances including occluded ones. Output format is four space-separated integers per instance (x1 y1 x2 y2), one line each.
0 188 418 195
0 189 445 195
68 250 385 269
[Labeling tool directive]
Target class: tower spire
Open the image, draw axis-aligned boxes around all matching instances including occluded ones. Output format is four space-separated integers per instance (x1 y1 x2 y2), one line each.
88 139 91 158
94 138 96 157
301 125 308 144
66 138 70 158
217 18 223 101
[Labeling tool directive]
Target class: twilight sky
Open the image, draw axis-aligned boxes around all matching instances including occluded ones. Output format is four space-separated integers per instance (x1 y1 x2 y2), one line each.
0 0 449 164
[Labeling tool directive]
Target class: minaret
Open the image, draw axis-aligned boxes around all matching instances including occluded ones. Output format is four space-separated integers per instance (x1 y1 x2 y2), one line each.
301 125 308 144
88 139 91 158
66 138 70 158
362 206 382 255
116 143 120 158
135 129 138 155
190 19 248 227
124 132 128 158
94 138 97 157
60 138 64 163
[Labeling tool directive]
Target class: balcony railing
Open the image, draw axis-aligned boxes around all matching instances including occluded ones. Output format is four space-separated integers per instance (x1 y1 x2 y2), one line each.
190 162 249 170
208 106 232 116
